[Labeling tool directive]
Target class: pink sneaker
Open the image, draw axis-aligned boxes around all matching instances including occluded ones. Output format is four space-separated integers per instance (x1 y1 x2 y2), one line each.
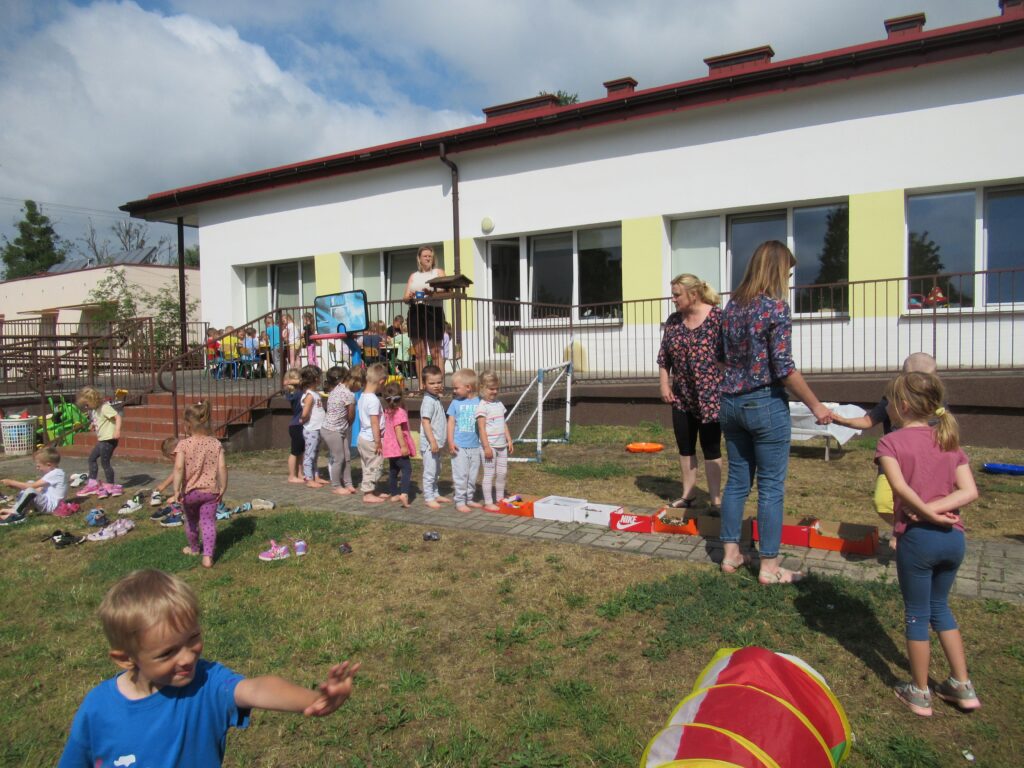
292 539 308 557
76 479 100 498
103 484 124 497
258 540 290 562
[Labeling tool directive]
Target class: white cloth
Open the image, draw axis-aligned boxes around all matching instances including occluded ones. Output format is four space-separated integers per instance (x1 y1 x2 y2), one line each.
789 402 865 446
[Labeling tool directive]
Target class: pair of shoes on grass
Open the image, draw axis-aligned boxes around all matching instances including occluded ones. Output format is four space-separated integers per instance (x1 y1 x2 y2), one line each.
118 493 144 516
258 538 307 561
150 502 182 522
894 678 981 717
86 518 135 542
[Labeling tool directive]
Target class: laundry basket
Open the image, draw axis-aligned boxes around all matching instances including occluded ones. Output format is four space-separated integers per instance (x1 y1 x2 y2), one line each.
1 417 37 456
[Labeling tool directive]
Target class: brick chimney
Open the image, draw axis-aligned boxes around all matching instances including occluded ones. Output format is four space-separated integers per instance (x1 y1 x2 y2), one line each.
1000 0 1024 17
603 77 637 97
704 45 774 77
884 13 926 39
482 93 562 122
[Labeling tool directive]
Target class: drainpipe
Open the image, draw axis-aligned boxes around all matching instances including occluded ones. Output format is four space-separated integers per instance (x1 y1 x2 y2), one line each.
438 143 462 342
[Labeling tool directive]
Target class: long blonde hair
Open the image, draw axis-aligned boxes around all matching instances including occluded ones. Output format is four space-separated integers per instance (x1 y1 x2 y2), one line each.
732 240 795 305
887 371 959 452
671 273 720 307
183 400 213 436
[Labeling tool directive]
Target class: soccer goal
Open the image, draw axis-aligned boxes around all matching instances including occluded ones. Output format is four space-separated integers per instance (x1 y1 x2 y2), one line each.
506 361 572 462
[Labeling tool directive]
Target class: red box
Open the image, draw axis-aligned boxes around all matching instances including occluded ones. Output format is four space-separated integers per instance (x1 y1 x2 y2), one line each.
653 509 752 540
608 510 653 533
495 494 537 517
751 516 819 548
808 521 879 556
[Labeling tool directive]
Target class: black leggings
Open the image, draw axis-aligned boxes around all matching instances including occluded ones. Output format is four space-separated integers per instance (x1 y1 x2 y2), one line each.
671 409 722 460
88 439 118 483
388 456 412 496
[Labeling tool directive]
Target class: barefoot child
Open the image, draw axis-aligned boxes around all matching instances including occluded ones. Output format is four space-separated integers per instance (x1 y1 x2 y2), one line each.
419 365 450 509
876 371 981 716
476 371 514 512
75 386 123 499
173 401 227 569
380 382 416 507
321 365 356 496
447 368 482 513
299 365 328 488
283 368 306 484
0 446 68 524
356 363 388 504
58 568 359 767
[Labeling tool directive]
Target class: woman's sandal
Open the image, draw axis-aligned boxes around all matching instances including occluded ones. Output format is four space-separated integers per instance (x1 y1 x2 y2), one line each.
758 568 804 585
668 496 697 509
720 554 751 574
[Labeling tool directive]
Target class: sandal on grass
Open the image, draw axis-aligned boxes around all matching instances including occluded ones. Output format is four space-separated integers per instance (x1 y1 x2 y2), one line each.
668 496 696 509
720 554 751 574
758 568 804 585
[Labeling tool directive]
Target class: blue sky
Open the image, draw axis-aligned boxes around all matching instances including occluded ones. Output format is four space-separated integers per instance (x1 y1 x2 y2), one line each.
0 0 998 265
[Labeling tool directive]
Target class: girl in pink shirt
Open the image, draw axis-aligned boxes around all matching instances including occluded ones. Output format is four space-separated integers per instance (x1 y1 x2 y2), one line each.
173 401 227 569
380 383 416 508
875 371 980 717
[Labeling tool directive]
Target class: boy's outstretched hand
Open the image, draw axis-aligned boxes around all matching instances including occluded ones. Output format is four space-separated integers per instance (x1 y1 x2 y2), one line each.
304 661 361 717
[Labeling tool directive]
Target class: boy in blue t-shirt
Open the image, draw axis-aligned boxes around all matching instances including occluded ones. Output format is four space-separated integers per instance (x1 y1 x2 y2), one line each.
446 367 482 512
59 569 359 768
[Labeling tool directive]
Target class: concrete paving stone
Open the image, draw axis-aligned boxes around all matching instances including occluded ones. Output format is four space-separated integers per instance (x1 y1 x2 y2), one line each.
1002 571 1024 585
532 531 570 541
954 579 979 596
574 531 604 546
824 551 847 563
803 549 831 561
979 587 1024 604
507 523 537 536
979 568 1005 582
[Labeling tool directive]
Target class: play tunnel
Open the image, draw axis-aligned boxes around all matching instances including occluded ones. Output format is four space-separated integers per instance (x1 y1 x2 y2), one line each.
641 647 851 768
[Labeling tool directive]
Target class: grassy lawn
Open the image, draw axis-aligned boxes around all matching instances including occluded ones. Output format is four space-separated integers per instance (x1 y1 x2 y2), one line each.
0 425 1022 766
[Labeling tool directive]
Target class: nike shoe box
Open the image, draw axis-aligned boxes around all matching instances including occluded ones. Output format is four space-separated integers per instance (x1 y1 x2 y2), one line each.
608 510 654 533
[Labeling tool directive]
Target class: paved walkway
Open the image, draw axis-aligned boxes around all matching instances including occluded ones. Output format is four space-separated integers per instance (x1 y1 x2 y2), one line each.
6 455 1023 604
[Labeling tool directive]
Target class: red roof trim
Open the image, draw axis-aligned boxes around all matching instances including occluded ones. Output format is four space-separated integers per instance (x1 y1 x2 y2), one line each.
121 11 1024 219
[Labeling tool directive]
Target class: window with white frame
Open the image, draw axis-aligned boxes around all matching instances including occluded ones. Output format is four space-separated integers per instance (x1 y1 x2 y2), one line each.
242 258 316 319
527 226 622 320
350 245 445 312
670 216 721 292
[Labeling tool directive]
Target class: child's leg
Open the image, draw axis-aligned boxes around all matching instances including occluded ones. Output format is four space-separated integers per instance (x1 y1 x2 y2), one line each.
466 448 482 505
451 450 469 506
288 425 304 481
421 449 439 502
307 343 318 366
929 531 968 681
302 429 320 482
197 493 218 563
494 446 509 501
87 443 101 480
14 489 37 515
398 456 412 497
182 492 202 554
98 440 117 484
341 438 354 488
322 429 343 487
481 453 496 504
357 437 383 495
388 458 400 496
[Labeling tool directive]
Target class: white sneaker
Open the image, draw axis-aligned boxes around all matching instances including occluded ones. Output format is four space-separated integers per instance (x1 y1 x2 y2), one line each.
69 472 89 488
118 494 143 515
150 490 165 507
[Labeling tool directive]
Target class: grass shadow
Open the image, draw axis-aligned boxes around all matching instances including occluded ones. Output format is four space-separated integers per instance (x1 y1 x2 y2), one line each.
214 516 258 561
634 474 677 503
793 576 904 688
119 473 157 488
789 444 851 462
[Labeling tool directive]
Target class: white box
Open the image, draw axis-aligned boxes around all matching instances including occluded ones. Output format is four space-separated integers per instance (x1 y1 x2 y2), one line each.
573 503 623 528
533 495 586 522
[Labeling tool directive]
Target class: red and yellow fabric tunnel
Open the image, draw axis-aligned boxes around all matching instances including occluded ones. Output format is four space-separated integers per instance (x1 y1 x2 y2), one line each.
641 647 851 768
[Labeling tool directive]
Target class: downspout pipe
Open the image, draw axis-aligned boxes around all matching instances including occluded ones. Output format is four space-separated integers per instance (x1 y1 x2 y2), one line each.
438 143 460 276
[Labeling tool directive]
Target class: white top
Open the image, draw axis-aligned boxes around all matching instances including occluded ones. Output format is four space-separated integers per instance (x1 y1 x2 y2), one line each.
476 400 508 448
38 467 68 513
357 392 382 442
407 268 440 294
302 389 325 432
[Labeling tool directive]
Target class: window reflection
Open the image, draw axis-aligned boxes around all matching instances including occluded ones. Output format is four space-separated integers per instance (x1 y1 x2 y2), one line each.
907 191 975 308
985 188 1024 304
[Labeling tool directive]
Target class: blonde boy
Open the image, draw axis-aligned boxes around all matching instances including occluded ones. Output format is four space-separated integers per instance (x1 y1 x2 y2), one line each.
357 362 389 503
0 446 67 524
446 368 482 512
59 569 358 768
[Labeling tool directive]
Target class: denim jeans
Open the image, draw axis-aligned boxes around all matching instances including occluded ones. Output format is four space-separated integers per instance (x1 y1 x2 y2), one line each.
719 385 791 558
896 524 964 641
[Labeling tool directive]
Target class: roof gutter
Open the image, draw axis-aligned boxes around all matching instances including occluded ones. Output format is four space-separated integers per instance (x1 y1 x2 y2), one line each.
438 142 460 276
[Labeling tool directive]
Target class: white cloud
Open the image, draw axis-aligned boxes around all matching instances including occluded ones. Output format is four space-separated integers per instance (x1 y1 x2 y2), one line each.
0 0 476 216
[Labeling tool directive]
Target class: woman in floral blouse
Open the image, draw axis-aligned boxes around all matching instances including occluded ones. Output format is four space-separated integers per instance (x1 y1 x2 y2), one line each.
657 274 724 512
717 240 831 585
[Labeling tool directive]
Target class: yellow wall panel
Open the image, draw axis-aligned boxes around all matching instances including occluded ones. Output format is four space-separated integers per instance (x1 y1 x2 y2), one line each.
443 238 476 331
313 252 342 295
622 216 664 326
849 190 904 318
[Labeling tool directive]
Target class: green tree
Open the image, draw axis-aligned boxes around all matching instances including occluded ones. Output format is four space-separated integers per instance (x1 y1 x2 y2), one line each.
184 244 200 267
1 200 68 279
541 90 579 106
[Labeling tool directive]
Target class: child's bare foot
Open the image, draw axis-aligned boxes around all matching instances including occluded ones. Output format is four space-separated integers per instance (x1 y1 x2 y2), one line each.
314 478 330 486
398 494 410 508
363 493 385 504
376 493 391 500
425 500 442 509
389 494 402 503
345 486 357 494
201 555 214 569
305 480 321 489
182 547 199 557
287 477 306 484
467 501 483 509
435 496 451 504
456 504 472 513
331 487 354 496
484 504 501 512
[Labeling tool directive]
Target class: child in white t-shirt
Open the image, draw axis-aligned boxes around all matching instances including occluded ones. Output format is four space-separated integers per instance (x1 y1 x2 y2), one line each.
1 446 68 524
475 371 513 511
356 363 388 504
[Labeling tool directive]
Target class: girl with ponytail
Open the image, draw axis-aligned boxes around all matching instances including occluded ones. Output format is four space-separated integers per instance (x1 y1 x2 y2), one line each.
875 371 981 716
173 401 228 569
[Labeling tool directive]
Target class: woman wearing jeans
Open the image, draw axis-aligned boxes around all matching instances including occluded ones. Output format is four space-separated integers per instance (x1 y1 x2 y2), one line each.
717 240 831 585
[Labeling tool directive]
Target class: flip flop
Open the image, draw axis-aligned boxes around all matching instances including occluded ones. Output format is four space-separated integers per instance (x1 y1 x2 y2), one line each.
720 553 751 575
758 568 804 585
668 497 696 509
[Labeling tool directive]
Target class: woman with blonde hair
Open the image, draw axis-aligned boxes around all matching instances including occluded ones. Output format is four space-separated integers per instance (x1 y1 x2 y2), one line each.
657 274 724 511
403 245 446 389
717 240 831 585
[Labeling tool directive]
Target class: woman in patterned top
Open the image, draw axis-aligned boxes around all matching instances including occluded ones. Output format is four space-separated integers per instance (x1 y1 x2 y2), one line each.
657 274 724 512
717 241 831 585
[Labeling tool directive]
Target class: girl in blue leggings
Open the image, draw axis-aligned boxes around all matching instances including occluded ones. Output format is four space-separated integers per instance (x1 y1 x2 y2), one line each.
876 371 981 717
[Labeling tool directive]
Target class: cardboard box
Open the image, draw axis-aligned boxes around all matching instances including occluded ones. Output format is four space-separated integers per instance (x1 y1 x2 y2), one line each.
751 516 819 548
495 494 537 517
809 521 878 556
573 503 622 528
653 509 752 540
608 511 654 533
534 495 586 522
